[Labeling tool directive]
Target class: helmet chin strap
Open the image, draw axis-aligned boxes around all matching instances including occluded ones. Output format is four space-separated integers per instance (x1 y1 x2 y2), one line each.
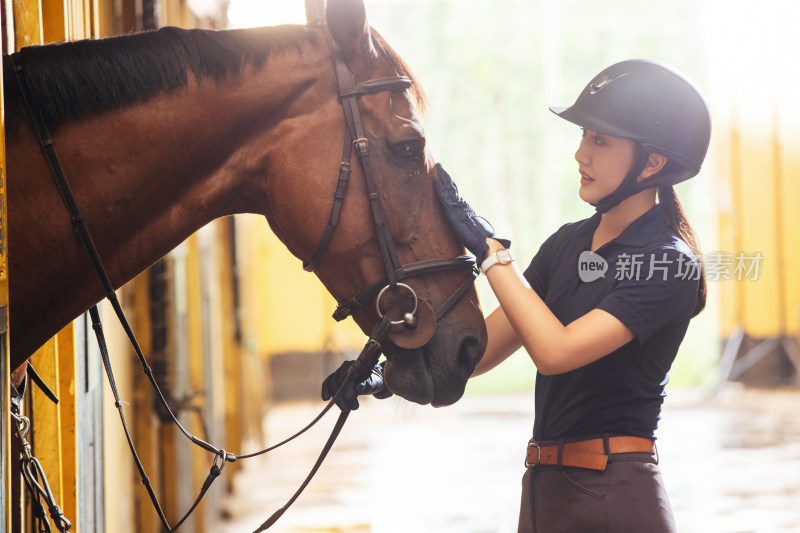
590 144 698 214
591 147 653 214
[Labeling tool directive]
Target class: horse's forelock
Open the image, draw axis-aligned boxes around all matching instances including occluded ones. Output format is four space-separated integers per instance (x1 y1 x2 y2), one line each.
370 29 428 115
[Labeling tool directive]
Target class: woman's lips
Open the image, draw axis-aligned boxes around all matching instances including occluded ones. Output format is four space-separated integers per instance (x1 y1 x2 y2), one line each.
580 171 594 186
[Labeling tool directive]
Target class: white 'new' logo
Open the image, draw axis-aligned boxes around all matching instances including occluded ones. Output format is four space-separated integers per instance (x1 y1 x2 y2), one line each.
578 251 608 282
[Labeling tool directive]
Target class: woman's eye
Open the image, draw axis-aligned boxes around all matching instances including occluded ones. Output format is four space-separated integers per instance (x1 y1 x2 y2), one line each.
580 128 604 146
392 140 422 162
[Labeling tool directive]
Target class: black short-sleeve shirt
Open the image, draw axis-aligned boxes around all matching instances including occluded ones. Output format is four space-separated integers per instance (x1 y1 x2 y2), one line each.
523 204 700 441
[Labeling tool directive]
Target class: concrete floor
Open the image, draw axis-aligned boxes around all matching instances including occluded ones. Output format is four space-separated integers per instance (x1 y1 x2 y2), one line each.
220 387 800 533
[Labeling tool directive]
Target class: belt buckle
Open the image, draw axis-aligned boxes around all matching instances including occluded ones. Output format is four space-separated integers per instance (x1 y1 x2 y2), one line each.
525 441 542 468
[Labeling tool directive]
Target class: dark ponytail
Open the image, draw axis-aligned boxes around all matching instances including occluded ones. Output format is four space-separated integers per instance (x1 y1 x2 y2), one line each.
658 185 706 316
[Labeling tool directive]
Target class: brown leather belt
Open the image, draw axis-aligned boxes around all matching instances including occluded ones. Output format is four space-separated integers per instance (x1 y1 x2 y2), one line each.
525 436 655 471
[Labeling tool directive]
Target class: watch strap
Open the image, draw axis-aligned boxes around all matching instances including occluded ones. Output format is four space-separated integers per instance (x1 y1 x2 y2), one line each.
480 249 513 274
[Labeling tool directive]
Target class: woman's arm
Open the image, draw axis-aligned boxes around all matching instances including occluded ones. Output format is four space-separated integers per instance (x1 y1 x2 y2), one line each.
431 165 634 375
483 239 635 375
472 306 523 377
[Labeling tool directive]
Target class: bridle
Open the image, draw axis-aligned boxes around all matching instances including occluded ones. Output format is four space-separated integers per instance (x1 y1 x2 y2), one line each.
305 29 477 336
8 20 479 533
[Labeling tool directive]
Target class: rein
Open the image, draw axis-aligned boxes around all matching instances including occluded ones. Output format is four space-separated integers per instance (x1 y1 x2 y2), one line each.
8 20 477 532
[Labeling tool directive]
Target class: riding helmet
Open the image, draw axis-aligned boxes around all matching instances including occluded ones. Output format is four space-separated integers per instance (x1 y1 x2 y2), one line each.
550 59 711 212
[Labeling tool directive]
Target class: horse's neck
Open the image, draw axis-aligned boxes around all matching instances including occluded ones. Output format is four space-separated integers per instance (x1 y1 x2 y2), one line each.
7 43 327 365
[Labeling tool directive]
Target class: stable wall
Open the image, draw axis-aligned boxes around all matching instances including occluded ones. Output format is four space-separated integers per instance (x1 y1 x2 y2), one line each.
706 0 800 384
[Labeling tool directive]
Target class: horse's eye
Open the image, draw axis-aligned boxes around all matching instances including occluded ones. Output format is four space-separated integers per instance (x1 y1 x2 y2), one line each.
391 140 423 163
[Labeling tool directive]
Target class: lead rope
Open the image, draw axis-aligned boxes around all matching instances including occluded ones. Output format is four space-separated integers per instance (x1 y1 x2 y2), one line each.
10 52 391 532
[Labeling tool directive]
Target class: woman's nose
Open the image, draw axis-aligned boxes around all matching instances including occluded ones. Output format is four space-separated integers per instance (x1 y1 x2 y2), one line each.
575 137 590 166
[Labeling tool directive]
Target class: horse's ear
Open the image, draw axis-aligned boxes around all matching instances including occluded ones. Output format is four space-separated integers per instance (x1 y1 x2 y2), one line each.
305 0 324 26
326 0 371 56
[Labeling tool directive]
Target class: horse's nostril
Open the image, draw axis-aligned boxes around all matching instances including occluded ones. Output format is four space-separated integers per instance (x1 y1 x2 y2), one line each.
457 333 482 373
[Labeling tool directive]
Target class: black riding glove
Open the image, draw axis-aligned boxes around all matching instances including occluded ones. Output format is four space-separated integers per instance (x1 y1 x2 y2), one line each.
321 361 393 411
434 163 510 261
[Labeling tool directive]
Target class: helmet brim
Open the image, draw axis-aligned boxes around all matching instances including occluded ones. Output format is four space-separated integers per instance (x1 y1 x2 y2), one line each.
549 105 640 141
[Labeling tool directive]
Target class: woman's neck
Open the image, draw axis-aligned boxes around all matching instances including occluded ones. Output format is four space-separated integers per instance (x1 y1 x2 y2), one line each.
591 189 657 251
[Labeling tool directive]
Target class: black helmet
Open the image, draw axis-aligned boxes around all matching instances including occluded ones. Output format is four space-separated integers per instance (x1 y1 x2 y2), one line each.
551 59 711 212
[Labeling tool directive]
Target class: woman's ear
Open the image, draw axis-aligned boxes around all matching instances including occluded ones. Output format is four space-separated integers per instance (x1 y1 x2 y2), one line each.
638 152 668 182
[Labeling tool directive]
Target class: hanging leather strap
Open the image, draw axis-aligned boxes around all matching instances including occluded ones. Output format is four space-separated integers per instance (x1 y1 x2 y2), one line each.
303 130 353 272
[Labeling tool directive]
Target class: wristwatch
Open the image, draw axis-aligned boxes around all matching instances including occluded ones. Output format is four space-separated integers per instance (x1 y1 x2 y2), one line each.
480 249 513 274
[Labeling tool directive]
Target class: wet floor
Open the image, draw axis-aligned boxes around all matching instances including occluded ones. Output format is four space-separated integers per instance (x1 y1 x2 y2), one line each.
220 387 800 533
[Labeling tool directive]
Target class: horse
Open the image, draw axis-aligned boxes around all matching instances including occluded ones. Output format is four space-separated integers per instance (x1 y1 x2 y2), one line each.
3 0 487 409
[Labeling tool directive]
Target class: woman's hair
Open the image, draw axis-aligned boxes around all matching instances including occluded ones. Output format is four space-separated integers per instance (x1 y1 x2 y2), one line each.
657 183 706 316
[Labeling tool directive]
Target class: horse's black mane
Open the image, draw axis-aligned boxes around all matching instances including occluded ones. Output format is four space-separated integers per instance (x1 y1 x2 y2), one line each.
2 25 317 132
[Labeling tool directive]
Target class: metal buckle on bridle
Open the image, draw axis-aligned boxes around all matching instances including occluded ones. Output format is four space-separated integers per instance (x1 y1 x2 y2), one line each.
352 137 369 157
375 282 418 329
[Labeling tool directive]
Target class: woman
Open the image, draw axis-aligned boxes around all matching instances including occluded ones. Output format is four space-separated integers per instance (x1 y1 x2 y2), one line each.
323 58 710 532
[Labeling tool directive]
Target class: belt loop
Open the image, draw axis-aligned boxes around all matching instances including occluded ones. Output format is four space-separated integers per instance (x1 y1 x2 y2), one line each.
654 441 659 465
556 441 564 468
602 434 610 455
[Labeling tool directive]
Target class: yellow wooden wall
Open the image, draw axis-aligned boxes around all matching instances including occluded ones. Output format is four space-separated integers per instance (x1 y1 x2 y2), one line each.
9 1 100 530
236 215 364 360
707 3 800 341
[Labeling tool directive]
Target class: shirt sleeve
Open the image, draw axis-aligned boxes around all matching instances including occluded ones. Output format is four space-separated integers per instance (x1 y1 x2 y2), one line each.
522 228 564 300
596 247 700 343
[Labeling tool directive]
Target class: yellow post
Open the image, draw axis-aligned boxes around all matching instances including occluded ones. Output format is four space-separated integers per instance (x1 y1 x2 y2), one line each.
185 233 207 532
29 339 65 515
12 0 43 48
23 1 84 530
217 218 242 484
27 319 77 532
56 325 77 526
40 0 67 42
130 269 161 533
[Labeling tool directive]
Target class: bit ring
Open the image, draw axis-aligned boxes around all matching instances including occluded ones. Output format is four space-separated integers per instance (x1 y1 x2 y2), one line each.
376 283 418 326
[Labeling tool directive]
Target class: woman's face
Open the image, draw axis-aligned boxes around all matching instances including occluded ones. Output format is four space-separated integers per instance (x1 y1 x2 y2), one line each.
574 128 638 205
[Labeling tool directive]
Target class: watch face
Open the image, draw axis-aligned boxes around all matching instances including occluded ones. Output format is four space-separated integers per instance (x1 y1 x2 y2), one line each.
497 249 513 264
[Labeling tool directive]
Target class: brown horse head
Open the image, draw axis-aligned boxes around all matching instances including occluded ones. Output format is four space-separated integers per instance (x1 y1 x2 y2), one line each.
5 0 486 406
264 0 487 406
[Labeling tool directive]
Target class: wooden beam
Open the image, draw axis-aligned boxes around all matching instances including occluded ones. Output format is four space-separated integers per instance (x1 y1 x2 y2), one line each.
40 0 67 42
56 326 78 528
185 235 207 532
130 269 162 533
29 338 65 521
12 0 43 47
